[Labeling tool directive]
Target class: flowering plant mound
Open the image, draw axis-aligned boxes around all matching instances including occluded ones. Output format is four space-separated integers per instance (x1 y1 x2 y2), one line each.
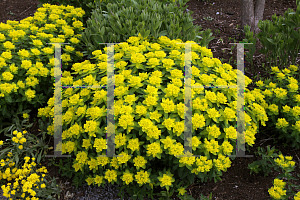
38 33 269 199
268 154 300 200
0 130 62 200
0 3 86 129
254 65 300 149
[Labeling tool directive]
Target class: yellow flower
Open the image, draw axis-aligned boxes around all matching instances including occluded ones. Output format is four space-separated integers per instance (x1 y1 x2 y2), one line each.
76 151 88 165
1 72 14 81
135 170 150 185
94 175 104 187
268 104 279 115
133 155 147 170
289 65 298 71
121 171 134 185
18 49 30 59
273 178 286 188
202 57 214 67
271 66 280 73
84 120 98 137
87 158 98 171
178 187 187 196
82 138 91 150
206 124 221 138
204 138 220 155
104 169 118 183
114 133 127 148
42 47 54 55
127 138 140 152
135 105 147 116
282 105 290 113
1 51 12 60
117 152 131 165
169 142 184 156
162 118 175 131
146 142 162 158
158 173 175 188
23 113 29 119
205 90 217 103
276 118 289 129
149 110 161 123
221 141 234 155
172 121 184 136
93 138 107 153
3 41 15 50
25 89 36 100
161 98 176 113
276 72 285 80
291 106 300 117
86 177 94 186
207 108 221 120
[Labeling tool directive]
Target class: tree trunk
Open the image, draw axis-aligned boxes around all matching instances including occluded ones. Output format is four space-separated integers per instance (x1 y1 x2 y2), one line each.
254 0 265 34
241 0 265 35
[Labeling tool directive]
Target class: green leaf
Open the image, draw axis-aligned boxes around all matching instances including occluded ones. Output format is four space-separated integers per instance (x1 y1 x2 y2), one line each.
15 154 19 166
266 38 275 44
187 173 195 184
158 30 168 37
37 150 43 164
5 95 13 103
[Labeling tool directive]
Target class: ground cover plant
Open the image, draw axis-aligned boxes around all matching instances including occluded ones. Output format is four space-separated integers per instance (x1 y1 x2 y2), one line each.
36 30 270 199
0 0 297 198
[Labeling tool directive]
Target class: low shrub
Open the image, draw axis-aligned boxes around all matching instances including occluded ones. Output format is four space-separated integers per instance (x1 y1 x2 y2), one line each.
36 0 105 28
80 0 214 61
37 33 269 199
0 4 86 130
254 65 300 150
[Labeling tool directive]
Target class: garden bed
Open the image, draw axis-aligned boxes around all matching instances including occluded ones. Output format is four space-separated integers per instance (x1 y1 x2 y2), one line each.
0 0 300 199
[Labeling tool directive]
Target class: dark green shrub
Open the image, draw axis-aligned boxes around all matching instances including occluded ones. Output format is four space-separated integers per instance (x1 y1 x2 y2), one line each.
80 0 214 60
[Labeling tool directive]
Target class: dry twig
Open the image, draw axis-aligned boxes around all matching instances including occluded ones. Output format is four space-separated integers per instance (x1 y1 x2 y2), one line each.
19 6 32 16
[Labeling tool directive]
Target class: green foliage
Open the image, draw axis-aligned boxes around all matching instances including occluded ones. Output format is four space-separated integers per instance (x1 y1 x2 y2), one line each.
248 145 300 200
248 145 282 177
239 25 257 75
255 3 300 72
0 117 50 170
80 0 214 60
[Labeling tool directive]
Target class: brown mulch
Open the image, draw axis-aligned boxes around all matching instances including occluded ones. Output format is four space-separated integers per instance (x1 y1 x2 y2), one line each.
0 0 300 199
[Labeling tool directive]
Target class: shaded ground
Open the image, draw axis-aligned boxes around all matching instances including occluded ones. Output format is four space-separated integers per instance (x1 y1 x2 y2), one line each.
0 0 300 199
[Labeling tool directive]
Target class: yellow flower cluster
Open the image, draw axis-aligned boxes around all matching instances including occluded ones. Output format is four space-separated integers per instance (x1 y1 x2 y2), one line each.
37 32 267 193
0 155 48 199
274 154 295 169
157 172 175 189
268 178 287 200
254 64 300 149
0 3 85 125
12 130 27 150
